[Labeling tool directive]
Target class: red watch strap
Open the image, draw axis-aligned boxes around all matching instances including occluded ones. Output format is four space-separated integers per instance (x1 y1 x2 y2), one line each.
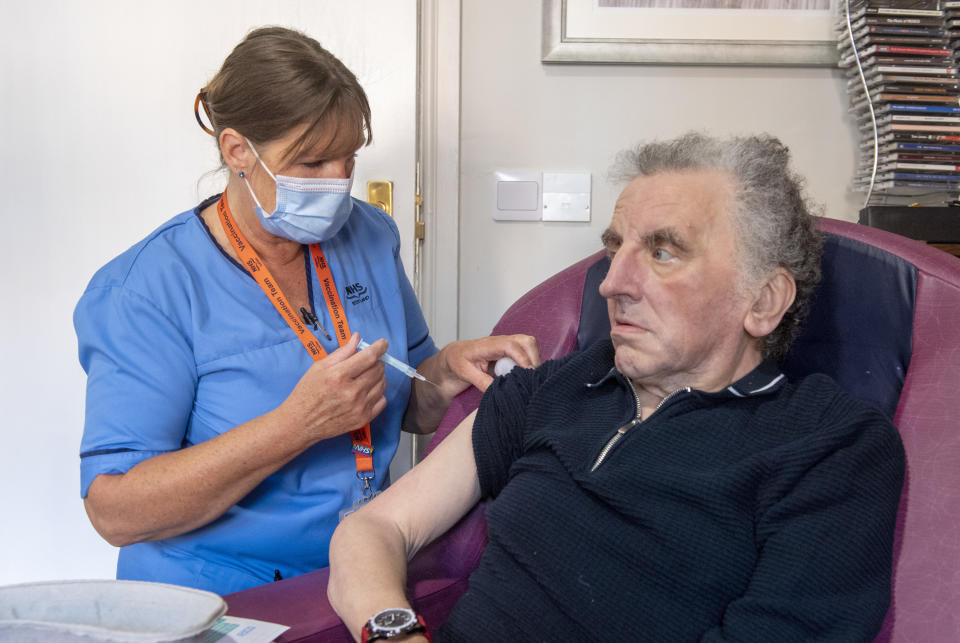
419 615 432 641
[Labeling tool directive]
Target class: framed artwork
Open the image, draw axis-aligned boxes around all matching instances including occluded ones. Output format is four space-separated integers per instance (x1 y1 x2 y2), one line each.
542 0 840 66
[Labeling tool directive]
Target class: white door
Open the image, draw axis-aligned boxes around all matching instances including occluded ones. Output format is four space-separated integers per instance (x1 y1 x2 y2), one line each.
0 0 419 586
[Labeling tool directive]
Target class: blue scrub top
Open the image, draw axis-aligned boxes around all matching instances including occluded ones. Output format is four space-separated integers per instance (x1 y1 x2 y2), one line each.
74 195 437 594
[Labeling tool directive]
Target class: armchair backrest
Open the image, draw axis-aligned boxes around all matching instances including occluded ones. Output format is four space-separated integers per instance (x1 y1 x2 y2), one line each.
813 219 960 642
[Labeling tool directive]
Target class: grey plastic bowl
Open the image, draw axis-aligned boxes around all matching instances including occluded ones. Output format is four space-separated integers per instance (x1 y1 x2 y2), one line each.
0 579 227 642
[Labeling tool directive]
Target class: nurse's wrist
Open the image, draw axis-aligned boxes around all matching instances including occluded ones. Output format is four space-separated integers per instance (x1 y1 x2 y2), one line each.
265 403 317 452
422 355 466 412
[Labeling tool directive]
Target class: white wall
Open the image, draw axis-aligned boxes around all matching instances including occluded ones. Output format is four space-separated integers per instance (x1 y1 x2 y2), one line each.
1 0 224 588
457 0 861 341
0 0 414 587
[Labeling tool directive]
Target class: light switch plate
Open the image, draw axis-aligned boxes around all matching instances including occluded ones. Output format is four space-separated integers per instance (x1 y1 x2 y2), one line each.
493 171 541 221
542 172 591 222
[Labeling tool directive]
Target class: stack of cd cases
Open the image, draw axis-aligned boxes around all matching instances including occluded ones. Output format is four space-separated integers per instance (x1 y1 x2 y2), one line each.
839 0 960 203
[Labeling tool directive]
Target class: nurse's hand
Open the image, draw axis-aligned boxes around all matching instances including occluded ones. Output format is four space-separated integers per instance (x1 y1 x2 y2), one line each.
280 333 388 443
402 334 539 434
435 333 540 397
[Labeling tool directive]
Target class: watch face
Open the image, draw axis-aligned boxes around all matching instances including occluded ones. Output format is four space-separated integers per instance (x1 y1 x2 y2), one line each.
373 608 415 631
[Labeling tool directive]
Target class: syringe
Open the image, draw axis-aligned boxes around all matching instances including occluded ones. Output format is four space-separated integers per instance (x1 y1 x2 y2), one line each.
358 339 434 385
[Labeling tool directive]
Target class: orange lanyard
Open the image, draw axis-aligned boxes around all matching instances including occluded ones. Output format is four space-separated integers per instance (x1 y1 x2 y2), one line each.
216 194 376 493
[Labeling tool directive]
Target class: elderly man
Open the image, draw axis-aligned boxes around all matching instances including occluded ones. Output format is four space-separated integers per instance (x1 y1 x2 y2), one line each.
327 133 905 642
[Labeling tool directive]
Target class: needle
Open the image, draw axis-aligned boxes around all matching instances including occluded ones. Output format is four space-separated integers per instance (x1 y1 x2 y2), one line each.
358 339 437 386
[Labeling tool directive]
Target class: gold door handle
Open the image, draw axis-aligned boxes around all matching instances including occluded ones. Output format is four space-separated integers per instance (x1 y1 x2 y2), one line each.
366 181 393 216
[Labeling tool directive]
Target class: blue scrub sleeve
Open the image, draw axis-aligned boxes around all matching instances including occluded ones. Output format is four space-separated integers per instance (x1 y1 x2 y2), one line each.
75 285 197 497
397 251 437 367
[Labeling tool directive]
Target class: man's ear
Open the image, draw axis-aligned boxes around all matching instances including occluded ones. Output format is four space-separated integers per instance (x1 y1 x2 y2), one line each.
744 268 796 340
219 128 252 175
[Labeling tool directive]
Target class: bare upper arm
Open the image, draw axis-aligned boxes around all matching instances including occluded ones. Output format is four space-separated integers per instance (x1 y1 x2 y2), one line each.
356 409 482 560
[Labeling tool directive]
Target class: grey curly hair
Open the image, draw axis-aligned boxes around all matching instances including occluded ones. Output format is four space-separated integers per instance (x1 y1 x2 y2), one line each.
611 132 823 361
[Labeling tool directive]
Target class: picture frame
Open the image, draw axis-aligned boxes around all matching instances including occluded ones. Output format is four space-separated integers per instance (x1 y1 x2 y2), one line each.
542 0 840 66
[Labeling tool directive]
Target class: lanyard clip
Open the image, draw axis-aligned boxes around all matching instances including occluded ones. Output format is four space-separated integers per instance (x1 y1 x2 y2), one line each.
300 306 331 341
357 470 375 498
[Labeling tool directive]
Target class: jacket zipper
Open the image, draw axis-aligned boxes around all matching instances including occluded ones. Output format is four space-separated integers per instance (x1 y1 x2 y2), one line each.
590 383 691 472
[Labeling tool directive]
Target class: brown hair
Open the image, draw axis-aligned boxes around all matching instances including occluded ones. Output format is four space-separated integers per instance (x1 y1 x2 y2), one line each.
198 26 372 163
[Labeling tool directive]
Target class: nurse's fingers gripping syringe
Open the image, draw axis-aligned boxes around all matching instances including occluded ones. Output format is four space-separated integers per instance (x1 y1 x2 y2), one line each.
358 339 435 385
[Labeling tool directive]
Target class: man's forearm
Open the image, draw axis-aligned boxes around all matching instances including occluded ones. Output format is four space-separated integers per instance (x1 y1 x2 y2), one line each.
328 513 414 640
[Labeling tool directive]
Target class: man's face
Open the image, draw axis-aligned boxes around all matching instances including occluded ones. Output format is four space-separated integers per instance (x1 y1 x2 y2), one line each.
599 169 757 395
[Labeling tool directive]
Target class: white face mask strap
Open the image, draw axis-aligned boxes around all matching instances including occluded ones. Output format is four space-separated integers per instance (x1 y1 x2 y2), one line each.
239 137 277 211
239 171 265 211
244 137 278 182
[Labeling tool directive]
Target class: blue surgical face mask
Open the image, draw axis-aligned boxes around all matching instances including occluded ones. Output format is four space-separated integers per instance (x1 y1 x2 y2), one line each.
241 138 354 244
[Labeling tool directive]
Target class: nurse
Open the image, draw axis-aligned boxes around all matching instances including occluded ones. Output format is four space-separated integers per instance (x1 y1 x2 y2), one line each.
74 26 538 595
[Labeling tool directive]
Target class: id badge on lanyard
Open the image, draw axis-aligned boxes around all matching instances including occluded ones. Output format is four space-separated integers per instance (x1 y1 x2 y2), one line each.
338 476 382 521
217 194 377 517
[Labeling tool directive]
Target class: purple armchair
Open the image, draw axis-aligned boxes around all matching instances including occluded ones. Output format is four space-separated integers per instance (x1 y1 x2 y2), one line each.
225 218 960 642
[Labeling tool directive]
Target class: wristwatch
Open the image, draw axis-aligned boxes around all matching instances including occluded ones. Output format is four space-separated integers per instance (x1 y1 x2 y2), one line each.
361 608 429 641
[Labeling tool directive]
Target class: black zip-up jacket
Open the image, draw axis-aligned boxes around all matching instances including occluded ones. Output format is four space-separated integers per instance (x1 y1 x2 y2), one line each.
438 340 905 643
